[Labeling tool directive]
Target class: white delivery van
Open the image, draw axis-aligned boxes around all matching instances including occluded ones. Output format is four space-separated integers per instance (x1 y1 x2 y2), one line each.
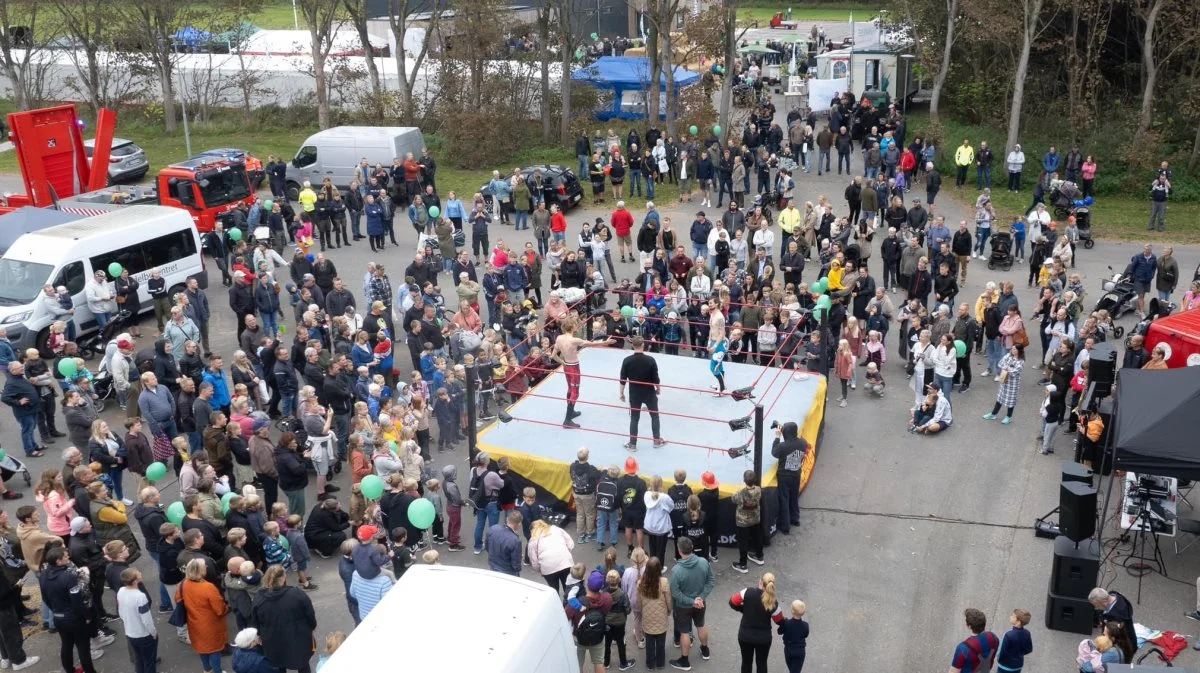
0 205 208 354
320 565 579 673
284 126 426 200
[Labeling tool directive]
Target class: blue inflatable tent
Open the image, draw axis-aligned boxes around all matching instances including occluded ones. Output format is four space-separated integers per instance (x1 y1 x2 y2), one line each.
572 56 701 120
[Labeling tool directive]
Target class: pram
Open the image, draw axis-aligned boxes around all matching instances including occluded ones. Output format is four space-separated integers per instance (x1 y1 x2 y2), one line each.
416 232 443 267
0 451 32 487
986 231 1014 271
1050 181 1083 219
1073 207 1095 249
77 309 132 361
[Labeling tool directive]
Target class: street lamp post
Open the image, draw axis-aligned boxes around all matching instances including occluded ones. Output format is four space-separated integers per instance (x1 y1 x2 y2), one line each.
900 53 915 114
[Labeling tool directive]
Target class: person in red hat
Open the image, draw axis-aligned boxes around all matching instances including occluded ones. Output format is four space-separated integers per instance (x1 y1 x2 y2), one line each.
350 525 390 581
698 471 721 562
616 457 647 558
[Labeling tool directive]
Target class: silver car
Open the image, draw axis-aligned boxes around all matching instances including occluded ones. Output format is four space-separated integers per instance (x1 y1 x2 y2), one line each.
84 137 150 185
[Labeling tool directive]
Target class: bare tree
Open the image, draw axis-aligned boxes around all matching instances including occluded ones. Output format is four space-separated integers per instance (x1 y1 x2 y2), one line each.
537 0 552 141
716 1 738 141
1064 0 1113 132
929 0 959 128
120 0 214 132
344 0 383 119
388 0 441 121
53 0 117 114
555 0 592 145
1134 0 1200 140
1003 0 1055 153
0 0 47 110
297 0 343 128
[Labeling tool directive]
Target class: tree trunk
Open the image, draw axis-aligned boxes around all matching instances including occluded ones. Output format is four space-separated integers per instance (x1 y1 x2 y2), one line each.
928 0 959 126
348 3 383 119
313 52 330 128
646 11 661 125
1135 0 1165 138
159 60 178 132
1004 0 1042 154
557 0 573 145
663 24 677 137
717 3 736 139
539 4 552 141
1190 116 1200 172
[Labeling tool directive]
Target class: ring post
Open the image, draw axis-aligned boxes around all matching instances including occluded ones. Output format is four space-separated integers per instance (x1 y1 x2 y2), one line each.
466 363 479 463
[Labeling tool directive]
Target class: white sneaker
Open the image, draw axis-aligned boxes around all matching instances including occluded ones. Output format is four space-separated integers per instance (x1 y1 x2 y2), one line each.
12 657 39 671
90 649 105 660
121 498 134 506
0 658 10 669
90 633 115 648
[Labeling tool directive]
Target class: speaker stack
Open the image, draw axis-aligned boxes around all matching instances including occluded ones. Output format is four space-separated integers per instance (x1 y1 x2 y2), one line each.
1046 465 1100 634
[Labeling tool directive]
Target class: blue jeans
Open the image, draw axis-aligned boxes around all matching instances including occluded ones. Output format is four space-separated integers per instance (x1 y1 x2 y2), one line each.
646 177 655 199
838 152 851 173
596 509 620 546
473 501 500 551
1158 290 1172 303
110 467 126 501
935 374 954 399
865 166 879 180
975 228 990 256
198 651 222 673
630 170 643 196
282 392 299 417
536 236 549 256
94 311 111 330
514 209 529 230
818 149 831 172
260 310 278 339
986 338 1004 374
578 154 589 179
16 414 37 455
350 209 362 238
977 165 992 190
552 231 566 245
147 551 173 609
692 244 708 262
1014 234 1026 259
507 335 530 365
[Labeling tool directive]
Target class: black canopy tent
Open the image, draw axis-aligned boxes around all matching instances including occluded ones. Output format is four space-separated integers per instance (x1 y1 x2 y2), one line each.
1112 368 1200 479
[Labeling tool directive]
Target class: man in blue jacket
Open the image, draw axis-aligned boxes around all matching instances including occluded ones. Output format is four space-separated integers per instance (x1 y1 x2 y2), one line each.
485 510 523 576
690 211 712 264
1129 244 1158 319
1042 146 1060 175
2 361 44 457
503 258 528 306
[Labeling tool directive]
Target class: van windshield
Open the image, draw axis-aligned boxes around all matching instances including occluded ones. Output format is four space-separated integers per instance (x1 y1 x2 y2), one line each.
0 258 52 306
198 165 251 208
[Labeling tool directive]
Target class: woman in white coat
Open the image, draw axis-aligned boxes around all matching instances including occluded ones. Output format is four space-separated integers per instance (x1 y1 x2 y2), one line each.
642 476 675 563
908 329 935 407
527 519 576 597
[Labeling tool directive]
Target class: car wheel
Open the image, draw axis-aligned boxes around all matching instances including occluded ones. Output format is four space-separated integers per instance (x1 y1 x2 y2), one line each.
35 328 53 359
285 182 301 202
1084 239 1095 249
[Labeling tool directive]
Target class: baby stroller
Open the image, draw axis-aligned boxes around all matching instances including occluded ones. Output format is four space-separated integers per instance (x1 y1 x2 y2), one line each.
78 309 132 361
417 232 443 267
1074 207 1095 249
1050 181 1083 219
987 231 1014 271
0 451 32 488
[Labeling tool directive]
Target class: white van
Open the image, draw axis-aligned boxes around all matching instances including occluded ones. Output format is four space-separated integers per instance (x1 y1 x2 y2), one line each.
0 205 208 353
283 126 426 200
319 565 579 673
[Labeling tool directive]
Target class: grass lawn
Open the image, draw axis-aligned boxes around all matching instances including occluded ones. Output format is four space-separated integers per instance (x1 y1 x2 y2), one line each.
903 112 1200 244
244 1 305 30
739 3 868 26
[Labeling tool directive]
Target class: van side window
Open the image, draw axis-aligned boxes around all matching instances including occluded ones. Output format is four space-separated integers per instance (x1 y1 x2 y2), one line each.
54 261 86 296
143 230 197 268
294 145 318 168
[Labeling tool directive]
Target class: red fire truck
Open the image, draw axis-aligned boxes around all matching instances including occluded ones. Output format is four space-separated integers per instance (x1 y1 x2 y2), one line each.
2 104 256 232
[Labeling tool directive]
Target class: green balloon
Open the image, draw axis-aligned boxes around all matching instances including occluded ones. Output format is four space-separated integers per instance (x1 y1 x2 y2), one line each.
107 262 122 278
228 227 243 242
280 535 290 551
408 498 436 530
221 491 236 515
812 307 825 322
57 358 78 378
591 32 599 41
166 501 186 526
263 199 273 211
620 305 635 318
360 474 385 500
811 280 827 295
713 125 722 136
428 205 440 219
816 295 832 310
146 462 168 483
689 125 698 135
0 448 6 463
954 339 967 358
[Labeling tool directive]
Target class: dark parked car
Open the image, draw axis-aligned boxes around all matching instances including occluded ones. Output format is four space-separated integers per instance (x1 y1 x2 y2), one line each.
480 165 584 212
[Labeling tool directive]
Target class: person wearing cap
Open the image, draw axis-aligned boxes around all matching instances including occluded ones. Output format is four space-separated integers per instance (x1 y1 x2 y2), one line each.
1039 382 1065 455
697 472 721 561
616 457 647 556
85 270 118 331
771 421 808 535
349 548 395 621
485 510 523 576
232 627 276 673
565 569 614 673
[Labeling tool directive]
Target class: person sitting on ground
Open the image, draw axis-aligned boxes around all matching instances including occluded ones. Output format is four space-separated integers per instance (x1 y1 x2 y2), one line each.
909 387 952 434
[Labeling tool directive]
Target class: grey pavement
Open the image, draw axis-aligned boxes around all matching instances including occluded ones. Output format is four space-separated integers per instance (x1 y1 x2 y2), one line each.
1 123 1199 671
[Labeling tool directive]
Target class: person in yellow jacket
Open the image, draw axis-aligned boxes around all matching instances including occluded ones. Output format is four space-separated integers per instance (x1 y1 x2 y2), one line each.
828 259 845 292
778 200 802 259
973 281 1000 356
954 140 975 188
298 180 318 214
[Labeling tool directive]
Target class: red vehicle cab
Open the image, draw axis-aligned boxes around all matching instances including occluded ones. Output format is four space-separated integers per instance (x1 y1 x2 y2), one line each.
1145 308 1200 368
157 158 256 233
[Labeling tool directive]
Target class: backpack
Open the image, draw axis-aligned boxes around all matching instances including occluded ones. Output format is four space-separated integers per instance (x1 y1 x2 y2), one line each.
595 480 618 512
468 468 490 509
574 607 607 646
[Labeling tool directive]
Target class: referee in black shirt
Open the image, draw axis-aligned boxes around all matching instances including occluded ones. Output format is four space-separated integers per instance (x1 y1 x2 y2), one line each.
619 337 665 451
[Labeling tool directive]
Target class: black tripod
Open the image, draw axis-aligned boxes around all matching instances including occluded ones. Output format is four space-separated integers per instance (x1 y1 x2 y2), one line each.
1119 503 1167 602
